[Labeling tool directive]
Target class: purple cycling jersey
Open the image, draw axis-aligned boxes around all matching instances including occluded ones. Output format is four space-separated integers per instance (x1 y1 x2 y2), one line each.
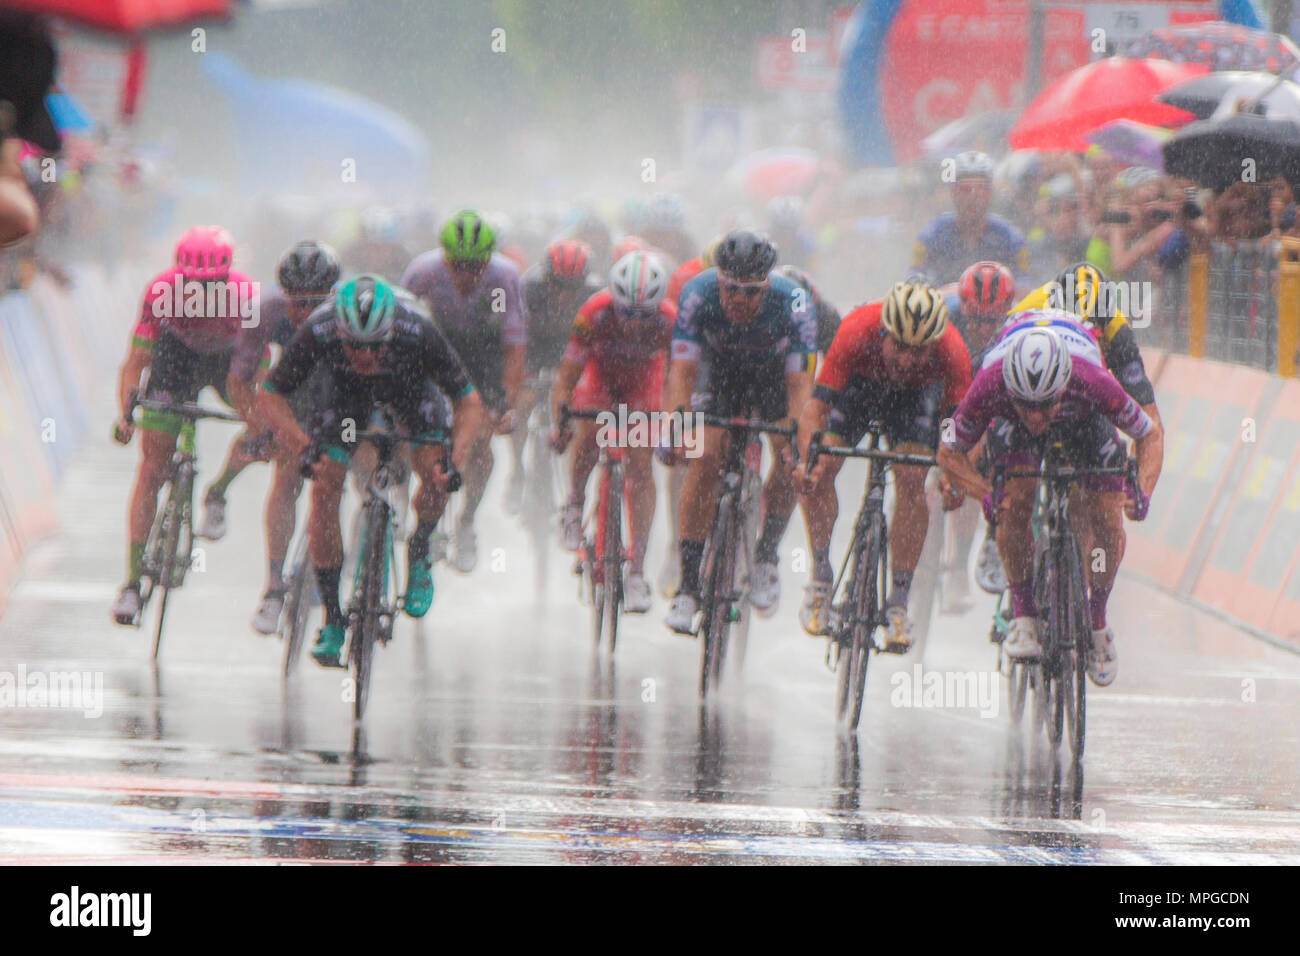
945 351 1153 454
399 249 526 346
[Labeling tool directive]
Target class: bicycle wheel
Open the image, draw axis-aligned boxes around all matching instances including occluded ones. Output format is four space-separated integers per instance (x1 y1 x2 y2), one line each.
1007 659 1030 724
1063 540 1090 759
729 470 762 677
151 475 188 660
698 496 736 697
281 539 314 680
838 511 884 733
601 462 623 653
351 503 387 722
525 418 555 590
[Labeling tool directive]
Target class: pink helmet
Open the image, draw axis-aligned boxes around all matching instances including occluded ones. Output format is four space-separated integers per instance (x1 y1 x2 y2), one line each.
175 226 234 280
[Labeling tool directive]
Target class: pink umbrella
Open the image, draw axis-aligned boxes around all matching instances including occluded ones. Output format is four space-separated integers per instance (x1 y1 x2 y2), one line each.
1009 57 1207 152
728 148 821 199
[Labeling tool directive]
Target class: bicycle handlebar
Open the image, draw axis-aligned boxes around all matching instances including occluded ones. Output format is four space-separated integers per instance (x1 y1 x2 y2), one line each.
129 396 244 425
298 429 461 492
804 429 937 476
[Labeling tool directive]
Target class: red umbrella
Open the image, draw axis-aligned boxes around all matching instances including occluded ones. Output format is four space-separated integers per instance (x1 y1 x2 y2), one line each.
1 0 230 33
727 148 821 199
1009 57 1208 152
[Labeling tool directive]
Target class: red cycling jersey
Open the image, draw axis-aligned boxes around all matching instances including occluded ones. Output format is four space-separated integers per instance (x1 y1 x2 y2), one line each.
562 288 675 386
132 268 257 356
816 300 972 409
667 256 704 307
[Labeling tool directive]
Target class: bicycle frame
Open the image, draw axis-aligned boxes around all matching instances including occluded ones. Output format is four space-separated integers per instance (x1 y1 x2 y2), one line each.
990 447 1138 757
806 428 937 733
695 413 797 697
129 396 242 659
307 424 459 721
558 405 628 652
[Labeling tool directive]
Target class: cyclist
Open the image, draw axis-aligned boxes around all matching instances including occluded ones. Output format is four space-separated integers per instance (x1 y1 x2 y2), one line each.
551 251 676 613
226 241 341 633
661 230 817 633
507 239 603 514
945 260 1018 600
341 206 412 282
767 195 817 270
913 151 1029 285
666 235 721 308
974 261 1165 597
400 210 526 573
110 226 256 626
794 281 971 651
936 317 1161 686
639 192 696 267
256 275 485 667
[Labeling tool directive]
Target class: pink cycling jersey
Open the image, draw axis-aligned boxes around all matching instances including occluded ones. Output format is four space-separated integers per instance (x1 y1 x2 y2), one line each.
133 268 257 356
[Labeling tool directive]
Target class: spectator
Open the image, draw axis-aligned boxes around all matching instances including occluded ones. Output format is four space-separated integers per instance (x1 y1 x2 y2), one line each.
1026 174 1090 284
0 11 60 246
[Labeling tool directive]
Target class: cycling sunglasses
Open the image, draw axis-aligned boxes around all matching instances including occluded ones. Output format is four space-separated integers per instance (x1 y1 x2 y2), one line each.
720 277 768 298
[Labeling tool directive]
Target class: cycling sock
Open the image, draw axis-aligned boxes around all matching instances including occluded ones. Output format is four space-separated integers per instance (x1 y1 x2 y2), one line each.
1010 579 1038 618
886 569 913 610
679 539 705 596
268 559 285 592
628 536 645 577
754 512 786 565
813 547 834 584
407 519 439 563
1088 584 1110 630
314 566 344 626
127 543 146 586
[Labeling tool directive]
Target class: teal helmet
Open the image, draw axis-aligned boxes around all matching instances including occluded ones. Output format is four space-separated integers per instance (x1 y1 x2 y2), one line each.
440 209 496 263
334 274 396 344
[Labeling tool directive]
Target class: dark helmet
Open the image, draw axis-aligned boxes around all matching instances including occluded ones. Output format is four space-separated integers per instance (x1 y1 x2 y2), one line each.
277 240 341 294
714 229 778 281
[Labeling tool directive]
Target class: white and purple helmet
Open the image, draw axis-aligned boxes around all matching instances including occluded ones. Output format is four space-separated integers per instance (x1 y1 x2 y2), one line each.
1002 326 1073 404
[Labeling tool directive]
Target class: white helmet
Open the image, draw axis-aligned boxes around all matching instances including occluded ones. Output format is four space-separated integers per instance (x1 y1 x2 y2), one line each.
609 251 668 313
953 150 995 181
1002 327 1073 404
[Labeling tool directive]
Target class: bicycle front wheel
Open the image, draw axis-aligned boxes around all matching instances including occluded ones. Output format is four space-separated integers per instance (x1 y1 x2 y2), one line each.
601 463 623 654
1062 539 1090 759
698 497 736 698
351 505 388 722
837 511 883 733
151 478 188 660
282 541 314 680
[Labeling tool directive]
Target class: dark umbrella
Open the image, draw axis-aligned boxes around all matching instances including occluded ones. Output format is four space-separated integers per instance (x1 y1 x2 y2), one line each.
1158 71 1282 119
1126 21 1300 75
1163 112 1300 189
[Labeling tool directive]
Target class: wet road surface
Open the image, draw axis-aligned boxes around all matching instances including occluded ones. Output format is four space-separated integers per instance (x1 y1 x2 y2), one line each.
1 409 1298 863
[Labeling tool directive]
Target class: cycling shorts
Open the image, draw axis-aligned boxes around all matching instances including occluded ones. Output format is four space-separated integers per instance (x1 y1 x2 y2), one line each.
825 380 943 450
985 412 1127 493
572 354 664 414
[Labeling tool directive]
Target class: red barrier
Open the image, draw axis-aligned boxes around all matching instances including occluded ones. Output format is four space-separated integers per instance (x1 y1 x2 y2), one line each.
1190 377 1300 644
1123 353 1273 591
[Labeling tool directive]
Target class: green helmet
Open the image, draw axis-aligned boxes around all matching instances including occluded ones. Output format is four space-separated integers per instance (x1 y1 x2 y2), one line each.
440 210 496 263
334 274 396 344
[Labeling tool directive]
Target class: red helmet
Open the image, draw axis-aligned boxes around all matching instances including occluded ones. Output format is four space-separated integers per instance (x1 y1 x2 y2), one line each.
543 239 591 280
958 261 1015 319
175 226 234 280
